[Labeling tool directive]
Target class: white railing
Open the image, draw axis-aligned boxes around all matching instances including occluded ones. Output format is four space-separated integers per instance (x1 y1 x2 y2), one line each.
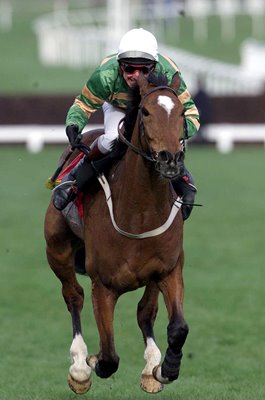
33 7 265 95
160 44 265 95
202 124 265 153
33 10 107 67
0 125 102 153
1 124 265 154
0 0 12 31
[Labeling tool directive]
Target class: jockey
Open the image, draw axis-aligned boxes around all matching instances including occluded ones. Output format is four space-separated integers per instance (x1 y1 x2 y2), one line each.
53 28 200 220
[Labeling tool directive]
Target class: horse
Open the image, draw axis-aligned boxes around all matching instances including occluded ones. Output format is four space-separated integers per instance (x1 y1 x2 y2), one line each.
44 72 189 394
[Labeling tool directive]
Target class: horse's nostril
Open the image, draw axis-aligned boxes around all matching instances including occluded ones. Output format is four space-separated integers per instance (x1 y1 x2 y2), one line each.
175 151 185 163
158 151 167 162
158 150 173 163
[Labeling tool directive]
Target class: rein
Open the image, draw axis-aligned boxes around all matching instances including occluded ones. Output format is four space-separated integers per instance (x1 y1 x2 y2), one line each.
118 118 156 162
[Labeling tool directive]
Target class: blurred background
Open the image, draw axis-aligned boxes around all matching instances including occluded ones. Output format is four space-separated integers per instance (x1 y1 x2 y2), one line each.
0 2 264 399
0 0 265 151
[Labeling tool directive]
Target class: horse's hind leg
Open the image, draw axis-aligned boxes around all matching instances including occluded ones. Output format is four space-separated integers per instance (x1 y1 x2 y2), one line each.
137 282 163 393
44 205 92 394
153 250 189 385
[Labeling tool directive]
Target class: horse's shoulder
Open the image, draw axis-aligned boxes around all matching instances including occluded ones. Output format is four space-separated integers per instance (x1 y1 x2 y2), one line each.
109 157 125 183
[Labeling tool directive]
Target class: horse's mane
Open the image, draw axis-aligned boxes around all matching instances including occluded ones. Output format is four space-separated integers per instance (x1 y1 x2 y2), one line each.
123 72 169 141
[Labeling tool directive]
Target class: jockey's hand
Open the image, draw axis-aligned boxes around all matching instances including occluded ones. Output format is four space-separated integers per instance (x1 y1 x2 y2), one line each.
66 124 80 147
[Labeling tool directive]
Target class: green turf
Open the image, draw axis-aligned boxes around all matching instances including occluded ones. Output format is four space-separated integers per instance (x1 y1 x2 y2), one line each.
0 1 264 94
0 146 264 400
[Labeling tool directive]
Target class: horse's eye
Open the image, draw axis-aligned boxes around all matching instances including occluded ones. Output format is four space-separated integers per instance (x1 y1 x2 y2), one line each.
142 108 149 117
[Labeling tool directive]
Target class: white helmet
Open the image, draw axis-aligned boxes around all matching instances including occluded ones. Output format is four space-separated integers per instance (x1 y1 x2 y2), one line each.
117 28 158 63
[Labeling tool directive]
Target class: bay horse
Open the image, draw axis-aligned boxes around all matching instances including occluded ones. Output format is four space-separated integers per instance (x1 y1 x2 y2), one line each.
44 72 189 394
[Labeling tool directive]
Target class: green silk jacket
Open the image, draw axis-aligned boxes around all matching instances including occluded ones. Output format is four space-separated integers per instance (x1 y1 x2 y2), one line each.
66 53 200 138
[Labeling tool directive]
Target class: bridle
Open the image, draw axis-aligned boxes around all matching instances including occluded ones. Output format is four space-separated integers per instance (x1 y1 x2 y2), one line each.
118 85 181 162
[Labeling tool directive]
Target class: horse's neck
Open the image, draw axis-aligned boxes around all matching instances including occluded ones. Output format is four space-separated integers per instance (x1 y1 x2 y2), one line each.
116 148 171 216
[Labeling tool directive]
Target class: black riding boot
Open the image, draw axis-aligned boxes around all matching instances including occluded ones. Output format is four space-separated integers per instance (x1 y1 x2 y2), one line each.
53 146 123 211
52 157 88 211
172 167 197 221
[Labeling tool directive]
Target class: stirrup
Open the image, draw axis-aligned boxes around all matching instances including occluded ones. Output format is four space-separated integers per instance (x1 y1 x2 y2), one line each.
179 181 197 221
52 180 78 211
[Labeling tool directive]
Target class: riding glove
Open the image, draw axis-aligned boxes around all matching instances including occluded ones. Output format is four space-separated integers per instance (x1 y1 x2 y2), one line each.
66 124 80 146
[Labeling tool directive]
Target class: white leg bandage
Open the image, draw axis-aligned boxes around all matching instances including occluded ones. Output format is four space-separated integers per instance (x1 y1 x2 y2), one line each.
142 337 162 375
69 334 91 381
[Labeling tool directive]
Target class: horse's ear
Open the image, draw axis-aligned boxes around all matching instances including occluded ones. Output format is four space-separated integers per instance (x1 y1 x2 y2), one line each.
170 72 181 93
137 74 149 96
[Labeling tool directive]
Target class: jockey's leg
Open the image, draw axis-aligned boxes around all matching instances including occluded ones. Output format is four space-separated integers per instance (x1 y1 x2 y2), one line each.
52 141 123 211
172 166 197 221
53 103 125 211
52 137 102 211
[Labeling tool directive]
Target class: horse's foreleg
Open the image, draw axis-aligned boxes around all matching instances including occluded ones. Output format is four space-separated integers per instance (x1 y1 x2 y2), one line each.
87 281 119 379
66 285 92 394
137 282 164 393
154 251 189 385
45 208 92 393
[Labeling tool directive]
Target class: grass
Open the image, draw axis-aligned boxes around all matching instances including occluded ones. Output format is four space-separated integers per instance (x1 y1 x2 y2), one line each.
0 2 92 95
0 146 264 399
0 1 264 94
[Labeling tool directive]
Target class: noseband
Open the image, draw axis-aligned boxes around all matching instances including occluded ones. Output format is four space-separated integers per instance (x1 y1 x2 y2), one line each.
118 85 180 162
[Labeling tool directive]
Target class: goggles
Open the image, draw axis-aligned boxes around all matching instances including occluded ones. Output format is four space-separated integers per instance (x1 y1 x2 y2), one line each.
121 63 154 75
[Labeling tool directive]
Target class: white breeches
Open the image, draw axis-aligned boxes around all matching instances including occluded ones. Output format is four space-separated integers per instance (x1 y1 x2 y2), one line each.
97 102 125 154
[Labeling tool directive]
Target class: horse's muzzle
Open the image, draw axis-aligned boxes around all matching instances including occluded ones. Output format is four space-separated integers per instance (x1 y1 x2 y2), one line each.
155 150 185 180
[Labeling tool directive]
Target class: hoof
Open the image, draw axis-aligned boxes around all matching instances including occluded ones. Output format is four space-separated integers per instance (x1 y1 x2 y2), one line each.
152 365 171 385
87 355 98 370
140 374 164 393
67 373 92 394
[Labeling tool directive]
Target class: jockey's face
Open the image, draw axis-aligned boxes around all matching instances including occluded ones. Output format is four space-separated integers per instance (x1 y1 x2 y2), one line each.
120 63 155 87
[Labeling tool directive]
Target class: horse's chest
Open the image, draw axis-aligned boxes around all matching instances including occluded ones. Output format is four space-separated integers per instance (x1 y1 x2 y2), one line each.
94 242 180 291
